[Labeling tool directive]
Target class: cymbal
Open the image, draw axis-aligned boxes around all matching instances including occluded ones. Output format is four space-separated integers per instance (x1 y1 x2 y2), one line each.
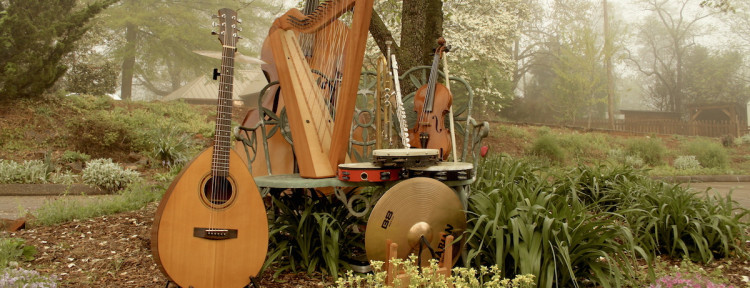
365 177 465 267
193 50 265 65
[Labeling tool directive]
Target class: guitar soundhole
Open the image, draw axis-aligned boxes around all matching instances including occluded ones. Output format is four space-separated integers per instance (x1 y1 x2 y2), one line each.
201 175 235 208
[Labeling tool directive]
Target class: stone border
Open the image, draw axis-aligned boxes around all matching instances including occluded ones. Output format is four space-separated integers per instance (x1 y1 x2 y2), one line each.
654 175 750 183
0 184 105 196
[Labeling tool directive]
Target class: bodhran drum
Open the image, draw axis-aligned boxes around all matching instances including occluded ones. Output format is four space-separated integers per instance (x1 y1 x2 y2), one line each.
407 162 474 181
372 148 440 167
338 162 402 182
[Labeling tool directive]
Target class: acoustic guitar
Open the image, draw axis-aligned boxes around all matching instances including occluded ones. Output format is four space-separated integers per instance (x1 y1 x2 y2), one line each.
151 8 268 288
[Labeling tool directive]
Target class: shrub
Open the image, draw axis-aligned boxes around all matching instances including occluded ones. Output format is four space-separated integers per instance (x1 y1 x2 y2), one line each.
528 134 565 163
59 150 90 163
81 159 140 192
625 137 666 166
673 155 701 170
0 267 58 287
0 160 48 184
67 111 135 157
684 139 729 169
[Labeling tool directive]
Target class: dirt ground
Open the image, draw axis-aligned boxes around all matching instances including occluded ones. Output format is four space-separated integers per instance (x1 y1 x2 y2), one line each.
3 203 333 288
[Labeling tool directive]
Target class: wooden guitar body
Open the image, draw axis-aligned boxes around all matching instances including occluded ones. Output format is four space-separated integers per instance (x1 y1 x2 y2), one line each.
151 147 268 288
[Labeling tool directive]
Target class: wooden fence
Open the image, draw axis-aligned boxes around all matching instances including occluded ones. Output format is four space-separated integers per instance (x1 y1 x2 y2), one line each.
569 119 743 137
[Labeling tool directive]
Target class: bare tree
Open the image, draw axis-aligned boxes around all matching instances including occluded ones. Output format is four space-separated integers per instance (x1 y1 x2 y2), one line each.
627 0 718 112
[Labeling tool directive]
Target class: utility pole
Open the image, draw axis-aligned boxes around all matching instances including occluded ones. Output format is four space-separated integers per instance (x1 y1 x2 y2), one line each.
604 0 615 129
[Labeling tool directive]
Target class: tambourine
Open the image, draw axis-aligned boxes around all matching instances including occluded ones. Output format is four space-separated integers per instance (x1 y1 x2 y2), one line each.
337 162 402 182
372 148 439 167
407 162 473 181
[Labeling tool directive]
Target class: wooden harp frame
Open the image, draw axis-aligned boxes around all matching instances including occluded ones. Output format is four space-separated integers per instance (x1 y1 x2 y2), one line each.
268 0 374 178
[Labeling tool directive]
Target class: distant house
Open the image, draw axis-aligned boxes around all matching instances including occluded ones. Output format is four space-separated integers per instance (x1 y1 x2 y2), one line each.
160 70 267 106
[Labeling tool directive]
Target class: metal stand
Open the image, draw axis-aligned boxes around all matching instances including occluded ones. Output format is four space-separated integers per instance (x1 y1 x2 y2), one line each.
164 277 261 288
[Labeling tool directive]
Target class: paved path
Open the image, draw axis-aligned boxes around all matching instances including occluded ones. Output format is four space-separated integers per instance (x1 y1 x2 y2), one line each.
2 182 750 220
681 182 750 211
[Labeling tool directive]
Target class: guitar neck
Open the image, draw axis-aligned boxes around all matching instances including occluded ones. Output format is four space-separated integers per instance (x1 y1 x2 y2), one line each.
212 45 236 176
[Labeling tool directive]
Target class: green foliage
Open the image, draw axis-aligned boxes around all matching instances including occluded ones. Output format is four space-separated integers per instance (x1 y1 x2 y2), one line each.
60 150 91 163
684 139 729 169
265 192 364 279
0 0 117 99
625 137 666 166
48 169 79 185
496 125 529 139
147 127 196 168
466 156 641 288
31 183 163 227
0 159 48 184
81 159 140 192
673 155 701 170
617 181 748 263
0 238 36 268
63 61 118 96
332 258 535 288
63 95 212 159
528 134 565 163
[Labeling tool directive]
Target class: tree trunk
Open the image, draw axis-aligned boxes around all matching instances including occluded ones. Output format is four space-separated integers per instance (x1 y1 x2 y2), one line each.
604 0 615 129
399 0 443 71
120 23 137 101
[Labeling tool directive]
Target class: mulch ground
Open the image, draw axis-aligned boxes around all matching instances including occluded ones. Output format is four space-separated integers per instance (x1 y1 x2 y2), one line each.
3 203 750 287
2 203 330 288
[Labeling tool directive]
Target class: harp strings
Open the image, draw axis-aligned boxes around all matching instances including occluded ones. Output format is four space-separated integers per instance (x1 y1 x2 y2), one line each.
297 0 351 149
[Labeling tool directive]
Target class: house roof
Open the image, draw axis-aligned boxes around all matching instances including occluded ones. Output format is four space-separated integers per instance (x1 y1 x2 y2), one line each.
160 70 267 105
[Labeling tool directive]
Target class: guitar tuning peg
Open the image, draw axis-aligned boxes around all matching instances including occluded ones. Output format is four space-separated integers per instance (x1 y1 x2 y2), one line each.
211 31 218 35
237 18 243 24
212 22 217 27
237 27 243 32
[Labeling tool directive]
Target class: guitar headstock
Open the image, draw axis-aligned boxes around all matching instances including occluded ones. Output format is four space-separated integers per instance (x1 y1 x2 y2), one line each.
216 8 240 48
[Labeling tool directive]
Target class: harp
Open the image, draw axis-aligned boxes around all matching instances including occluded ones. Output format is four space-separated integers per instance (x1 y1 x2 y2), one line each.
267 0 374 178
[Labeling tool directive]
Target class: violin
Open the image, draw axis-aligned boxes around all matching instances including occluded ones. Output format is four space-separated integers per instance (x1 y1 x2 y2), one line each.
409 37 452 160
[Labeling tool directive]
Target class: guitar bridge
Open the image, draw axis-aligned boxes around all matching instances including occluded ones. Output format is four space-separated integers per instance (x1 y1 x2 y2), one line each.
193 228 238 240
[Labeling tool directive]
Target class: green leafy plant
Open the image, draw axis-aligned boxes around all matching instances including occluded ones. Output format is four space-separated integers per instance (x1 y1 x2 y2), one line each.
0 238 36 268
265 192 364 279
0 159 48 184
612 180 748 263
81 159 140 192
147 127 196 168
466 156 643 288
